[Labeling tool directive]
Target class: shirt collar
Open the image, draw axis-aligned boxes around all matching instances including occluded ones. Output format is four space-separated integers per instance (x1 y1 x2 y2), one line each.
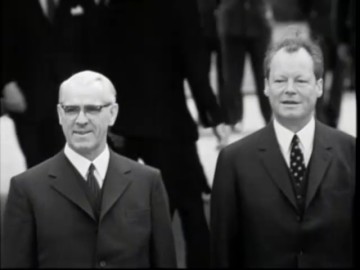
273 117 315 155
64 144 110 181
296 117 315 157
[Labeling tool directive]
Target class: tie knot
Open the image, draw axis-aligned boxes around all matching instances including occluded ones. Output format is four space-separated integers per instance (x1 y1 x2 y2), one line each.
88 163 95 174
292 134 300 146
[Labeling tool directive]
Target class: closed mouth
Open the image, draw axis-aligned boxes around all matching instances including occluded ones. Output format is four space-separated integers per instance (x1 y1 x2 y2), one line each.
73 130 92 135
281 101 300 104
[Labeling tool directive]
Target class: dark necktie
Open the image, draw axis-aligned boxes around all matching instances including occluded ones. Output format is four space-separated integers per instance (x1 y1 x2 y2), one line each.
290 135 306 183
87 163 100 203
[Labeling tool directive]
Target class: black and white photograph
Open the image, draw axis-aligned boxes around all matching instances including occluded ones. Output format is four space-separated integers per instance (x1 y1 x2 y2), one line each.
0 0 357 268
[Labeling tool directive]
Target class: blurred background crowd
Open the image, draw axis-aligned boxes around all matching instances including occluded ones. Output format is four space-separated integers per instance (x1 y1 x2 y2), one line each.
0 0 356 267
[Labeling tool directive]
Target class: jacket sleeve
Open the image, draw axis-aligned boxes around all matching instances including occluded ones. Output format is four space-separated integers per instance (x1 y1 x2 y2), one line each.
1 177 37 268
210 149 241 267
149 171 177 268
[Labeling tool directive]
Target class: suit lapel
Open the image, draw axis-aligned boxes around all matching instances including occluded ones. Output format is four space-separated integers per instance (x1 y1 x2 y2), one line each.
258 123 298 211
305 121 333 210
99 151 132 221
49 152 96 221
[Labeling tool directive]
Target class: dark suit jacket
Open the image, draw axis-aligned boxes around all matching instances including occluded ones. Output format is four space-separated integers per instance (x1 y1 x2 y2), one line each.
211 121 356 267
1 150 176 268
1 0 99 121
98 0 223 141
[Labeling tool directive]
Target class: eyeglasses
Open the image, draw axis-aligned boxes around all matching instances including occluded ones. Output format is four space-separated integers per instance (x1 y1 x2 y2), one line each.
59 103 113 117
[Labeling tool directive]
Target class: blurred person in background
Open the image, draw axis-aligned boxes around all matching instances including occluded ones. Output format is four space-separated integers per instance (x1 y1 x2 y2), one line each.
348 0 355 90
301 0 354 128
216 0 274 133
197 0 226 144
268 0 306 22
96 0 225 267
1 0 100 169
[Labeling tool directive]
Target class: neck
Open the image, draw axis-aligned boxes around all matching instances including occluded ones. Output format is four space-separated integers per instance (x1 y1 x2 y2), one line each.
275 116 312 133
71 144 107 162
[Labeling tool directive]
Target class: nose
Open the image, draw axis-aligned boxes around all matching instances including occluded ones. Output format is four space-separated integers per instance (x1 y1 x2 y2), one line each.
75 109 89 125
284 79 296 95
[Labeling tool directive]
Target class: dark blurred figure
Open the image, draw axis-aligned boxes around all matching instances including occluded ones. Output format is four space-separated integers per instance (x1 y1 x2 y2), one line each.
301 0 354 128
197 0 229 148
346 0 356 90
97 0 224 267
1 0 100 168
216 0 273 130
196 0 225 114
268 0 306 22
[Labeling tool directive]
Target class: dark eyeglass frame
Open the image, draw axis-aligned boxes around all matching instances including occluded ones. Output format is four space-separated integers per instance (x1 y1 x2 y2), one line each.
59 103 113 116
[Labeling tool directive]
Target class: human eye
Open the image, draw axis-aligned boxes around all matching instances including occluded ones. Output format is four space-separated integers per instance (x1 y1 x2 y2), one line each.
273 78 286 84
63 105 80 115
84 105 102 115
296 78 308 84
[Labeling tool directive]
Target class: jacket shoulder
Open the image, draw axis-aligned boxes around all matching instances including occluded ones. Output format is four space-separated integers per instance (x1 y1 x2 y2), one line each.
317 122 355 148
221 126 266 156
11 153 60 184
111 151 161 177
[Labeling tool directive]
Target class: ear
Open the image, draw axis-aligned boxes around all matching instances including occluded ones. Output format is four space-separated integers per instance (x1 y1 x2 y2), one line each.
57 104 64 125
315 78 323 98
109 103 119 126
264 78 270 97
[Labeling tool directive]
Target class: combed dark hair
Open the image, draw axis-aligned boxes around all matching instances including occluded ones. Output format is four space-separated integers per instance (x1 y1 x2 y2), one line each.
263 27 324 80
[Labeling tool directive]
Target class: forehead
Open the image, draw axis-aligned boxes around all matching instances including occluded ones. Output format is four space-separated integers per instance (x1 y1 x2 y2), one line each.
269 47 315 76
60 79 113 104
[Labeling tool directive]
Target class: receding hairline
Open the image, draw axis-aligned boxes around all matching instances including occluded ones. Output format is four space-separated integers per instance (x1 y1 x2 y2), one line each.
58 70 117 102
271 46 314 65
263 30 324 80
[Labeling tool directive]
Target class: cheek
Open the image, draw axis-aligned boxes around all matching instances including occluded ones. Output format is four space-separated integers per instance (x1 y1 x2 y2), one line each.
93 120 109 134
302 91 318 104
267 87 282 97
61 120 75 136
61 120 71 131
268 92 281 105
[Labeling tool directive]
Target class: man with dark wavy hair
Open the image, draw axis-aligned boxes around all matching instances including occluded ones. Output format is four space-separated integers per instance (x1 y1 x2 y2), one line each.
211 30 356 268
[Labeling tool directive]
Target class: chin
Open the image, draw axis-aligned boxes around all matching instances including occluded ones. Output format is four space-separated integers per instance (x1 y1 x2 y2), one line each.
279 109 304 119
71 143 93 154
277 113 303 122
284 114 302 119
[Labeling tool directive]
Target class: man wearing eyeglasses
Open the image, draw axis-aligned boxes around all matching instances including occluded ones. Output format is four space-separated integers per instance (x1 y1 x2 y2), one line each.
1 70 177 268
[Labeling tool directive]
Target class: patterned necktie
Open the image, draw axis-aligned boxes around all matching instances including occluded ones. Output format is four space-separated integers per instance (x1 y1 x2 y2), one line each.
87 163 100 202
290 135 306 183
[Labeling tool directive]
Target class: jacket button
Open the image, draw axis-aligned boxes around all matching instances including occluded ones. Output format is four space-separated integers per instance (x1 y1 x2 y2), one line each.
296 215 301 222
99 260 106 267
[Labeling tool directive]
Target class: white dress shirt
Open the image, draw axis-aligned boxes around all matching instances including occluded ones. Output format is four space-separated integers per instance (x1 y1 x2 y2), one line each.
273 117 315 168
64 144 110 189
